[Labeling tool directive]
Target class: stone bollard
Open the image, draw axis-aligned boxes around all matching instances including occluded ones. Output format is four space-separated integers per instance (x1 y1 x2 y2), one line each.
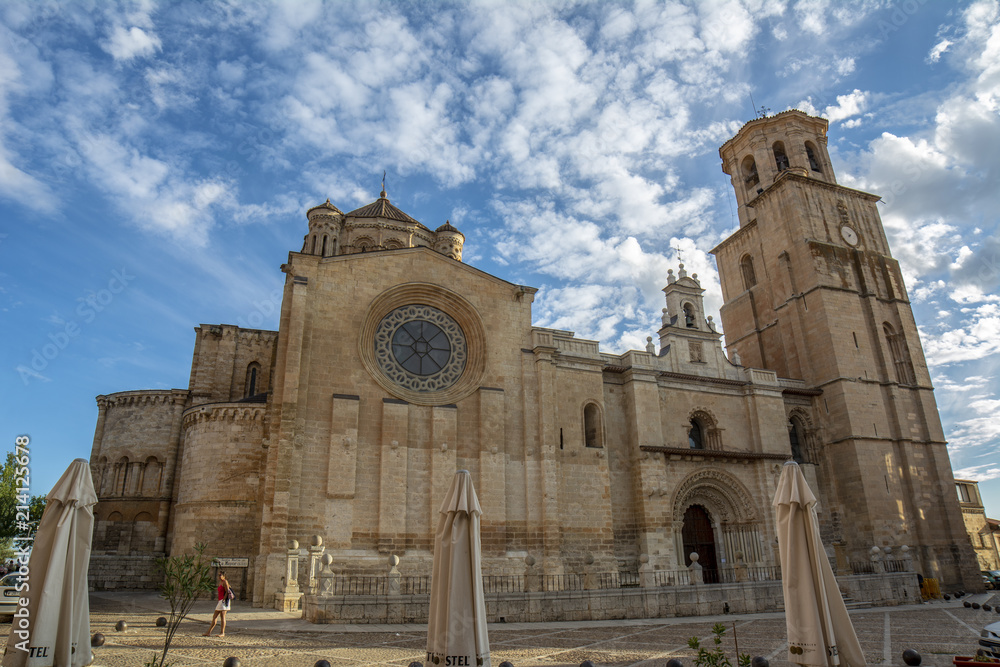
388 554 401 596
688 553 704 585
318 553 334 595
223 658 241 667
275 539 303 612
524 554 540 593
639 554 655 588
308 536 324 593
666 659 684 667
902 649 921 665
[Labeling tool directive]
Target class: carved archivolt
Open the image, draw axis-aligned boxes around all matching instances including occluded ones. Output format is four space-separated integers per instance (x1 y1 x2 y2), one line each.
671 468 758 525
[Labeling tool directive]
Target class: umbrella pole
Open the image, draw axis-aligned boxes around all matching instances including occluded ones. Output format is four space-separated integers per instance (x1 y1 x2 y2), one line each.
733 622 740 663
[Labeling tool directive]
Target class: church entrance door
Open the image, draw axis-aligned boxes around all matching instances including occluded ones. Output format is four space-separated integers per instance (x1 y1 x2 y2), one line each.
682 504 719 583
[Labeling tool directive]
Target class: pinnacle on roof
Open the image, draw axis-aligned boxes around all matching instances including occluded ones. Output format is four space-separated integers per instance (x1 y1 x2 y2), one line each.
345 188 424 228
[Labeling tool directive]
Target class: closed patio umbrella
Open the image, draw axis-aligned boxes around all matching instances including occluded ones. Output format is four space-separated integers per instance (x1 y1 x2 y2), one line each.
426 470 490 667
2 459 97 667
774 461 865 667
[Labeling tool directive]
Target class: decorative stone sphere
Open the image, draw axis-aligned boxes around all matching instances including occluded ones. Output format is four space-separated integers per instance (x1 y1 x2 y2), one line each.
943 594 951 600
321 553 333 567
389 554 400 567
964 601 972 608
902 649 921 666
735 551 744 560
499 662 514 667
156 616 167 627
751 657 769 667
91 633 105 647
995 606 1000 613
410 662 426 667
900 545 909 554
584 552 595 565
114 620 127 632
972 602 981 609
984 604 993 612
958 590 966 597
667 659 685 667
524 554 536 567
639 554 649 564
689 552 700 563
311 535 323 547
580 661 596 667
288 539 299 550
315 661 333 667
223 658 242 667
870 546 881 555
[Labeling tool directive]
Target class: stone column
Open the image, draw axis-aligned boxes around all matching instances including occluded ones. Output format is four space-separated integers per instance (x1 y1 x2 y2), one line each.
524 554 540 593
871 546 884 574
307 536 324 593
639 554 655 588
275 539 303 612
317 554 334 595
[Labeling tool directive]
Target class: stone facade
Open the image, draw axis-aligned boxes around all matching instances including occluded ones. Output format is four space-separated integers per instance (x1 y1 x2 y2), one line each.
956 479 1000 571
88 111 981 609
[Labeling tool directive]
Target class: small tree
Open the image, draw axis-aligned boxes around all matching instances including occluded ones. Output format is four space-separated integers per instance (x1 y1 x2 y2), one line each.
146 543 216 667
688 623 751 667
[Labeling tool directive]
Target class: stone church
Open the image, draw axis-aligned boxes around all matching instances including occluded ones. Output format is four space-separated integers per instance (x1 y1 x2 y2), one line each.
87 110 980 607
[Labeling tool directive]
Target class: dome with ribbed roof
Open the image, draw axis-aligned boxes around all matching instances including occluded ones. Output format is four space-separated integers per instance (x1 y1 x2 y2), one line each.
345 189 426 229
435 220 463 236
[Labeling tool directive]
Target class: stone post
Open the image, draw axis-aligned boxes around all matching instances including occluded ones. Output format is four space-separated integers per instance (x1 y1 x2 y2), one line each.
882 545 893 571
639 554 655 588
688 552 704 585
388 554 401 596
524 554 540 593
833 541 852 576
275 539 303 612
871 546 884 573
733 550 748 583
900 545 913 571
582 552 597 590
317 554 334 595
308 535 324 593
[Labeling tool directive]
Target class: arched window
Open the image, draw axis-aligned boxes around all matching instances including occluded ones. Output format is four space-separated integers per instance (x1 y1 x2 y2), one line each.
805 142 822 172
115 457 130 496
688 419 704 449
683 303 697 328
355 237 374 253
245 362 261 397
584 403 603 448
789 418 805 463
321 235 328 257
741 154 759 189
740 254 757 290
773 141 789 172
883 323 916 384
311 235 318 254
384 238 403 250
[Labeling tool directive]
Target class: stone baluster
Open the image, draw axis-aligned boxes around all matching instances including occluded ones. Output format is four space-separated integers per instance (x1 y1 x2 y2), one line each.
639 554 655 588
524 554 540 593
318 554 334 595
871 546 884 573
900 545 913 571
275 539 303 612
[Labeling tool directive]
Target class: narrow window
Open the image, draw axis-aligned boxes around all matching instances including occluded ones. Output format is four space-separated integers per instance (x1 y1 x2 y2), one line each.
246 362 262 397
688 419 704 449
321 235 328 257
740 254 757 290
584 403 603 448
311 235 317 254
957 484 971 503
559 428 564 450
805 142 822 172
789 418 804 463
773 141 789 172
741 154 759 190
884 323 916 384
853 332 859 348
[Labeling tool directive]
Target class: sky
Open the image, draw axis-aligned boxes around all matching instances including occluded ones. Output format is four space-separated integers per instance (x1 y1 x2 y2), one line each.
2 0 1000 518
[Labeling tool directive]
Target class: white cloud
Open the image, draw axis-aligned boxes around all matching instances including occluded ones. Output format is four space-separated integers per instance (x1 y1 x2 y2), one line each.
102 25 161 61
928 39 953 62
824 89 868 122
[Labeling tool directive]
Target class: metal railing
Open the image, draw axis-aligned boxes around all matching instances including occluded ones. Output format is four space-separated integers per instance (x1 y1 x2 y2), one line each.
318 566 780 597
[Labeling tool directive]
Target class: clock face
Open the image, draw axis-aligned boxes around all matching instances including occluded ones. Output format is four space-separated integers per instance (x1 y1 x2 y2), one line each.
374 305 467 392
841 225 859 247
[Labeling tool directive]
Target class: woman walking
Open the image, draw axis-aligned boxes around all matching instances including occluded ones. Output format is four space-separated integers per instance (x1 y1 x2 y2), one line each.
203 572 233 637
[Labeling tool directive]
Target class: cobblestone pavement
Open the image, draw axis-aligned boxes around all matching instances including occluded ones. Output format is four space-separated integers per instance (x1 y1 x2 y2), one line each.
2 592 998 667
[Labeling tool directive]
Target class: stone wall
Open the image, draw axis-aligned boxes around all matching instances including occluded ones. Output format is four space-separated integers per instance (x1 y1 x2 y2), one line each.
89 554 163 591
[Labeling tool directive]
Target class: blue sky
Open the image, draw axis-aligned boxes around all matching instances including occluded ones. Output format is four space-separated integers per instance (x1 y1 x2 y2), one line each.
3 0 1000 518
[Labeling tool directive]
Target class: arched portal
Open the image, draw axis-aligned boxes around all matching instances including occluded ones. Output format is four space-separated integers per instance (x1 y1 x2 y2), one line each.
681 504 719 582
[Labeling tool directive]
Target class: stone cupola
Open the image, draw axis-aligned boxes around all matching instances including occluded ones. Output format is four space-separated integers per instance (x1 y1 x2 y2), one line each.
302 199 344 257
434 220 464 261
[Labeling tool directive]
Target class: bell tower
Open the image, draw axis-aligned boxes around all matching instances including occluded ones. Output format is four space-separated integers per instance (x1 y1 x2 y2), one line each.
711 110 980 589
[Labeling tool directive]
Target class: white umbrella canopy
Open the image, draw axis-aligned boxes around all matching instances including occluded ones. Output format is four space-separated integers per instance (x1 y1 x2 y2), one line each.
774 461 866 667
2 459 97 667
426 470 490 667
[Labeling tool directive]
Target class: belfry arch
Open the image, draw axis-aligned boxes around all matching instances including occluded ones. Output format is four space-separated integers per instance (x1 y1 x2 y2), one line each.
670 469 766 571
